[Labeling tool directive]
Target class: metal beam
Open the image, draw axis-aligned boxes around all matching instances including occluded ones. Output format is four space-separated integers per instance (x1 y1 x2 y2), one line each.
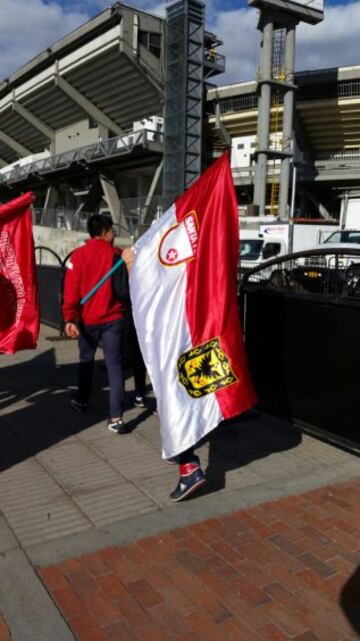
215 102 232 148
143 159 163 224
55 72 123 136
0 131 31 157
12 100 55 142
293 110 313 159
303 188 335 221
43 186 59 213
100 174 131 237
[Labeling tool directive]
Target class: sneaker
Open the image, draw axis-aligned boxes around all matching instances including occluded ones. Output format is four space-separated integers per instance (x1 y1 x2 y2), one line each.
165 456 178 465
169 464 206 502
107 418 127 434
133 396 146 408
70 397 88 413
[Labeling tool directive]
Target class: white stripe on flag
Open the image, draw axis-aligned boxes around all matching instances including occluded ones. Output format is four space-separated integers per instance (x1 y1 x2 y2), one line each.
130 204 223 459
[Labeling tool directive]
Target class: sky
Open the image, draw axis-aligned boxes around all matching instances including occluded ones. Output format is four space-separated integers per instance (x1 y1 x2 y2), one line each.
0 0 360 86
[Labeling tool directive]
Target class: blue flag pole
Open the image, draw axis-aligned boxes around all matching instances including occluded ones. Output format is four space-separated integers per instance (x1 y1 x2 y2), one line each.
80 257 124 305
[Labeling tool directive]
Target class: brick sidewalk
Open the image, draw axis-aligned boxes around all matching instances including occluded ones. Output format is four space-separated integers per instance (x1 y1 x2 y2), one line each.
38 480 360 641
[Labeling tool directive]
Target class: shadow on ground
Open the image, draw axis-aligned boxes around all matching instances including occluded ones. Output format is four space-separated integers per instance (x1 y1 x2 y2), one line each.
0 347 150 473
176 410 302 500
340 565 360 635
0 347 302 494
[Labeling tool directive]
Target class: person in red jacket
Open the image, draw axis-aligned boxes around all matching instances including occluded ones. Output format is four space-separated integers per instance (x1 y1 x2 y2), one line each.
62 213 127 433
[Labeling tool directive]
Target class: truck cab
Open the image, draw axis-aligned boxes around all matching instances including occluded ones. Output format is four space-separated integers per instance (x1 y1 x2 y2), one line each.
240 229 286 269
322 229 360 245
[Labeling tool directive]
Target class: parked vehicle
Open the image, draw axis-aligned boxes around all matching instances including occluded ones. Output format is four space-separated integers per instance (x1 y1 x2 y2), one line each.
302 228 360 268
240 221 338 271
242 246 360 298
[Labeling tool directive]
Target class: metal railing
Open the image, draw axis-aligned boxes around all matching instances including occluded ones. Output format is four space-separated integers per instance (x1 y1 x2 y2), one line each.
241 247 360 300
213 77 360 117
32 194 175 239
204 51 226 77
0 129 164 186
216 94 258 115
33 208 90 231
298 79 360 101
311 160 360 178
231 159 360 183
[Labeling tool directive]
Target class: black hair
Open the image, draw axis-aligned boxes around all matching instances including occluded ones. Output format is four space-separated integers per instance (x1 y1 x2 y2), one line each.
87 213 113 238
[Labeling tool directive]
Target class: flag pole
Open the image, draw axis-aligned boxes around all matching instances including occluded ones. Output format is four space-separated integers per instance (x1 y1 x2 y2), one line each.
80 257 124 305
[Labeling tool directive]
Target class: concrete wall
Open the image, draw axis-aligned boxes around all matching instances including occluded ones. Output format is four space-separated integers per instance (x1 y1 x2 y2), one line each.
33 226 132 265
54 119 108 155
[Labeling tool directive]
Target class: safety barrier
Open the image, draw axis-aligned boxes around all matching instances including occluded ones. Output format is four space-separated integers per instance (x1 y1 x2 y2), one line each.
35 247 67 331
240 247 360 452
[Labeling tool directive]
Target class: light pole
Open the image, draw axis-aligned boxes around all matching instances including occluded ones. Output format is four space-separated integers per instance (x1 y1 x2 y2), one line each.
288 161 297 253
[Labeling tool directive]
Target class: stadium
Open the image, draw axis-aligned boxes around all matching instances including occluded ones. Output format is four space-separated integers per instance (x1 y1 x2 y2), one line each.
0 0 359 230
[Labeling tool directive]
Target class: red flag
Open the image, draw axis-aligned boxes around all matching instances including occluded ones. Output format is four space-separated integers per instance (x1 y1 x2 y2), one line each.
130 153 257 458
0 192 39 354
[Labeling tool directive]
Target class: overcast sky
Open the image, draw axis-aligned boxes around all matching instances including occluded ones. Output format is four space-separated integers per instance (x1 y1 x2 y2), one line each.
0 0 359 85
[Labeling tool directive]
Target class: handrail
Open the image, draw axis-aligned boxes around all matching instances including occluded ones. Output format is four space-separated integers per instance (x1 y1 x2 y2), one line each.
0 129 164 186
34 246 62 266
242 246 360 284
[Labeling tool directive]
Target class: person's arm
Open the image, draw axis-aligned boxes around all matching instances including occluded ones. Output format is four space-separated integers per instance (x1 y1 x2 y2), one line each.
62 254 81 338
121 246 135 273
64 321 79 338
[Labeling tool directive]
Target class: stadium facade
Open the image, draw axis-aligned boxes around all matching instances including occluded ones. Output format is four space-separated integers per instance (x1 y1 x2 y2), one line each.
1 1 360 233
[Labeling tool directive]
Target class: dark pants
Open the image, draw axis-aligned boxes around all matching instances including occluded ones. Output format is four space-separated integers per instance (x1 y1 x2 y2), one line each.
124 311 146 398
78 319 124 418
175 448 198 465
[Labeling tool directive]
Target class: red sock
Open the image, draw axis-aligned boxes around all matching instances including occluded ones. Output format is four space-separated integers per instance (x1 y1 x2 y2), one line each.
179 462 199 477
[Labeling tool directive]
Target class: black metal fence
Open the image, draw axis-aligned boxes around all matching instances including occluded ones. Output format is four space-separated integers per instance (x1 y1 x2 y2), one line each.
240 247 360 451
35 247 66 331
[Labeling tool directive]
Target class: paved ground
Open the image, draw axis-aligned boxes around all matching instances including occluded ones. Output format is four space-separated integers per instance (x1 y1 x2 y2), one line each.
0 325 359 640
39 480 360 641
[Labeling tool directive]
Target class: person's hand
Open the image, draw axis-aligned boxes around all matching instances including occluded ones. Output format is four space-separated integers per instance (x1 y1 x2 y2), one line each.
65 322 79 338
122 246 135 272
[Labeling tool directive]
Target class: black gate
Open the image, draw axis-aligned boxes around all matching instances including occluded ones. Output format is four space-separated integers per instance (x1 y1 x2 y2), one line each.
35 247 64 330
241 247 360 451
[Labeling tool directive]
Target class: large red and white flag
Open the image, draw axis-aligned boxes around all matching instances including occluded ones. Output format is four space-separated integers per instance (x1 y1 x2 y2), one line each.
0 192 39 354
130 154 256 459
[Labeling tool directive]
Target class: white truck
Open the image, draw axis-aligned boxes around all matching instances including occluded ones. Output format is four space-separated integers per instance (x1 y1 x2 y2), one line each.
240 221 338 270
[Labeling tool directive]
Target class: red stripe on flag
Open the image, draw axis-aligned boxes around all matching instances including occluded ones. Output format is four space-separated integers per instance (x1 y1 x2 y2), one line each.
175 154 256 419
0 192 39 354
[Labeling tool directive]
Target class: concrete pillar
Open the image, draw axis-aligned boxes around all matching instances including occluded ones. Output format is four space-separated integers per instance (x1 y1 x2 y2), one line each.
278 23 296 220
100 175 130 237
253 15 273 216
44 186 58 212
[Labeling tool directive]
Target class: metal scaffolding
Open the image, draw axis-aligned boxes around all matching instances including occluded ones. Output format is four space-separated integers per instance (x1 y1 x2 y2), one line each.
163 0 205 200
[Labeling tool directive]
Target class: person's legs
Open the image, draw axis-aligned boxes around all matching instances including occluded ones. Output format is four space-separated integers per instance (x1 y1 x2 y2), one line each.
74 325 98 410
176 448 198 464
132 332 146 402
100 320 125 425
125 312 146 405
169 446 206 502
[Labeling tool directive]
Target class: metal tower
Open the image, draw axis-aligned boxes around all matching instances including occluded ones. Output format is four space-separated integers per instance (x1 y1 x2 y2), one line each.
163 0 205 201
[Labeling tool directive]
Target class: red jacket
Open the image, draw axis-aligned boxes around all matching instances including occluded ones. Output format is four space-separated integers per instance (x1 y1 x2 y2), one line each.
62 238 125 325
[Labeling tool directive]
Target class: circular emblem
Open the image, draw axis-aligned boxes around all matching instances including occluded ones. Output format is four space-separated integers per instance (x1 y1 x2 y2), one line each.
166 248 178 262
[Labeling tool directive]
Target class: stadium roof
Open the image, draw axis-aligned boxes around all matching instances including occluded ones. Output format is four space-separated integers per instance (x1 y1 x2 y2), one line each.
0 3 164 165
